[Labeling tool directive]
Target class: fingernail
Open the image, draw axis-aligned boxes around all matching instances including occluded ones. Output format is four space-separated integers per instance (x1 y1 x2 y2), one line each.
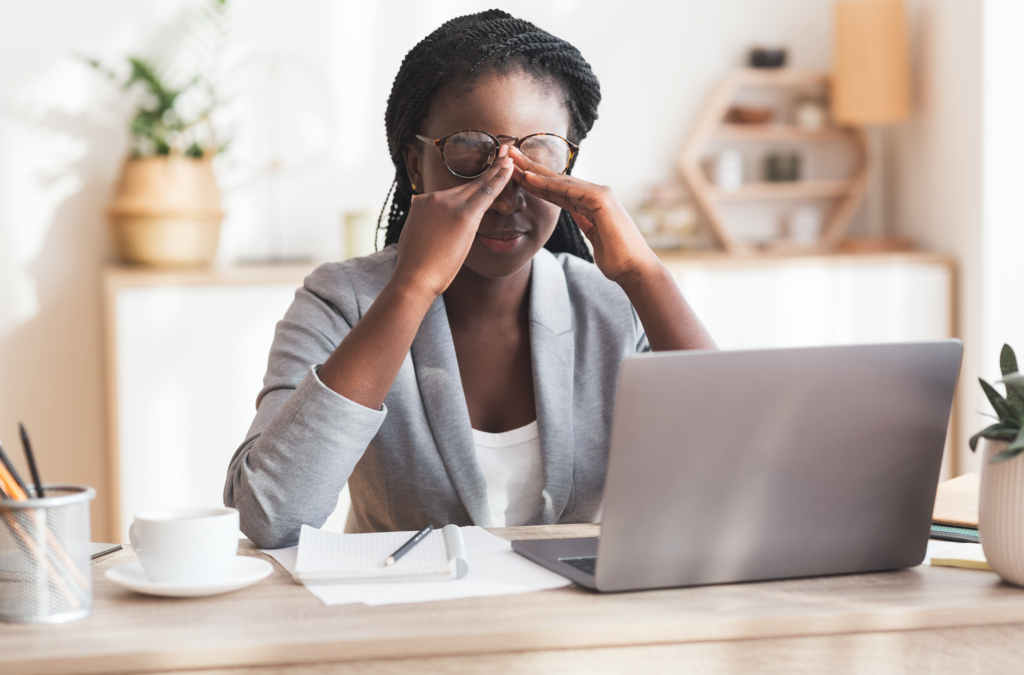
498 144 508 157
502 157 513 167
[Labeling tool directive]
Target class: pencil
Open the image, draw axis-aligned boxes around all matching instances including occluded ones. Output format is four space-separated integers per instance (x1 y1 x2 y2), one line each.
0 454 27 501
0 440 28 496
19 424 44 499
385 524 433 566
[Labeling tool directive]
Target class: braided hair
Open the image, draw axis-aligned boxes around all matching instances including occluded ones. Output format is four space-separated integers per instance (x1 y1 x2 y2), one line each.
379 9 600 262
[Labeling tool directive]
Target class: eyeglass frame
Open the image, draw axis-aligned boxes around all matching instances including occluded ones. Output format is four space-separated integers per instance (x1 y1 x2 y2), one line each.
415 130 580 179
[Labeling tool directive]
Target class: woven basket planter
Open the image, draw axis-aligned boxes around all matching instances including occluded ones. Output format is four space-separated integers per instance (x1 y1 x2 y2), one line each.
107 156 224 267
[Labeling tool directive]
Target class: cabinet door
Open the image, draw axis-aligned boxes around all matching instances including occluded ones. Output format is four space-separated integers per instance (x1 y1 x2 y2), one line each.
113 283 301 542
669 262 952 349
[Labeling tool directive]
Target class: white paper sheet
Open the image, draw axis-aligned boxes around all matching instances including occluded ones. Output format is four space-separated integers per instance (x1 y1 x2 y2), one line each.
923 539 961 565
294 525 458 583
262 526 572 606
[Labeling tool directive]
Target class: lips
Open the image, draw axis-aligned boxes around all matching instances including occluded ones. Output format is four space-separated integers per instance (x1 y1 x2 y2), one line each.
476 231 526 253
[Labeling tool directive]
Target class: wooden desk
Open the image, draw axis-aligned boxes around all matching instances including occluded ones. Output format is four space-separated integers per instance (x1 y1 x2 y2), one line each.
5 525 1024 675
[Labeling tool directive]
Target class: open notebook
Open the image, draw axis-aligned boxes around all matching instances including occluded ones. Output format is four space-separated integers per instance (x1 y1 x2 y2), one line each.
293 524 469 584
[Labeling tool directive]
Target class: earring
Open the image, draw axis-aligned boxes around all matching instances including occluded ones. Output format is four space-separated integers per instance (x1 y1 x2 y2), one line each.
411 183 418 193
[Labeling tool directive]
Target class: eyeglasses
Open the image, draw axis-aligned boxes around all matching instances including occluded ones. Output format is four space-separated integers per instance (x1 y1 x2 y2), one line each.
416 130 579 179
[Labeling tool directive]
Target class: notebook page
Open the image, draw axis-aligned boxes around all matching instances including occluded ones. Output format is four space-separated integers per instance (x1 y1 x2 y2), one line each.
294 525 456 584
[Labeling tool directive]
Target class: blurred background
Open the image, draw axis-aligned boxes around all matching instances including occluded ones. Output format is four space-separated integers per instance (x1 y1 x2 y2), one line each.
1 0 1021 543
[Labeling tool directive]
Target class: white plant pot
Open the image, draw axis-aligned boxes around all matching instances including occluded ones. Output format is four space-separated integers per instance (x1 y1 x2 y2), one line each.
979 437 1024 586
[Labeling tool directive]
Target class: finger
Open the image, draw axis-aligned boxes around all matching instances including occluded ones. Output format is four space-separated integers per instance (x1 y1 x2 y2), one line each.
452 142 510 197
571 211 595 236
507 146 560 178
518 170 600 218
463 155 514 212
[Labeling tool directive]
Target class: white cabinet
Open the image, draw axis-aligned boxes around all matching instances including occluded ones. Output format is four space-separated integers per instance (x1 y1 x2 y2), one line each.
103 253 954 542
103 266 326 543
662 252 953 349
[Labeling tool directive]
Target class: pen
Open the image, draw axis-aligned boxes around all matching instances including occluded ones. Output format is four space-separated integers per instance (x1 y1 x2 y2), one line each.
19 424 44 499
385 524 433 566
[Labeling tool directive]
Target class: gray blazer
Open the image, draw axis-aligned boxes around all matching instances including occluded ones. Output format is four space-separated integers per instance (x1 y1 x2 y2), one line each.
224 246 649 548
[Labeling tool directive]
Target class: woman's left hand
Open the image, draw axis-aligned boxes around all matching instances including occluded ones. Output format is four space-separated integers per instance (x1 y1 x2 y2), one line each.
509 147 658 288
510 146 717 352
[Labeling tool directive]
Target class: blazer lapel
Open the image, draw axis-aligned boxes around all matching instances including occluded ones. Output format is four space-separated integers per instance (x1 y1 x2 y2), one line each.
528 250 576 524
409 296 493 526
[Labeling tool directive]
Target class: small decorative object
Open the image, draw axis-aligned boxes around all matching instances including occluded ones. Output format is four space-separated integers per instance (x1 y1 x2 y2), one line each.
788 206 823 245
343 211 377 260
87 0 234 266
634 184 704 251
764 152 801 182
724 106 774 125
107 156 224 266
794 97 828 131
749 46 787 69
833 0 911 247
971 344 1024 587
714 149 744 192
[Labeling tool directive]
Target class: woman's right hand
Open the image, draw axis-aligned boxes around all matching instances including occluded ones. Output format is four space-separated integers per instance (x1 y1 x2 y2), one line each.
391 145 515 300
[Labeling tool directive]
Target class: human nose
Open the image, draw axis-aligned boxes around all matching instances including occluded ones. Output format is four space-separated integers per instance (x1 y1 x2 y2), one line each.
486 171 527 215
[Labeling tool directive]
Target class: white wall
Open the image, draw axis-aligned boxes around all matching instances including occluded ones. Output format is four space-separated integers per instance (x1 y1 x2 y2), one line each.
981 0 1024 452
892 0 983 475
895 0 1024 476
0 1 193 539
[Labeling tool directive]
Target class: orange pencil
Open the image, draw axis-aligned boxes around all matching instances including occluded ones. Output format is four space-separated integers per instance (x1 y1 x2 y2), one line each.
0 460 27 501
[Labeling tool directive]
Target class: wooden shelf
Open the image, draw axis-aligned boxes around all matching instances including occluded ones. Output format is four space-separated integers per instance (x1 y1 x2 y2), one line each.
715 124 855 142
725 68 830 87
710 180 854 202
678 69 869 254
103 262 317 289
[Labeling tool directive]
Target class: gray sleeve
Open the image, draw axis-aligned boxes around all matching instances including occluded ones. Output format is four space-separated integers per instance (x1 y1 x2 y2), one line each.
223 270 387 549
633 306 651 353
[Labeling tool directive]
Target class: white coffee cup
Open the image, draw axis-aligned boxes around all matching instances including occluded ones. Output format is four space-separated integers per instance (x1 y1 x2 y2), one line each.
129 507 239 584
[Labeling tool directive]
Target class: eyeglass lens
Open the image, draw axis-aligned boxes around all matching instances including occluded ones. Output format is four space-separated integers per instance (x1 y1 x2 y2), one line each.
443 132 571 177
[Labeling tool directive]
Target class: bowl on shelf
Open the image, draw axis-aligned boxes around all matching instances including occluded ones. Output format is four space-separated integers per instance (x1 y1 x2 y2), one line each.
724 106 774 125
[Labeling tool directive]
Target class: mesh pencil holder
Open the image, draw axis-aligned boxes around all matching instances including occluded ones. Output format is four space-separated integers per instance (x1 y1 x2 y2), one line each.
0 484 96 623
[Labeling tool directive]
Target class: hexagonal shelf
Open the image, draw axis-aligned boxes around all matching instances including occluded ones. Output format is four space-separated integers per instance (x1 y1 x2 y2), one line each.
678 69 868 255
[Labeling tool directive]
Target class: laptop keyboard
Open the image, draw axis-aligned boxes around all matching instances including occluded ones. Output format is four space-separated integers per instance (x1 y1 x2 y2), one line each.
558 556 597 576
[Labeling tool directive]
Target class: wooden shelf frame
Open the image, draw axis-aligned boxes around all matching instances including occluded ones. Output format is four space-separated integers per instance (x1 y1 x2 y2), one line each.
679 69 869 255
715 124 857 142
709 179 854 202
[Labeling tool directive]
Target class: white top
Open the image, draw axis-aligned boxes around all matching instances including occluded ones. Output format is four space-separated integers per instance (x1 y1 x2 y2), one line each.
472 421 543 528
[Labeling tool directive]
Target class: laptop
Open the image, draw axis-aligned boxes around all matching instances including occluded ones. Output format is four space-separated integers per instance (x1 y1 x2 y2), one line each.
513 341 962 592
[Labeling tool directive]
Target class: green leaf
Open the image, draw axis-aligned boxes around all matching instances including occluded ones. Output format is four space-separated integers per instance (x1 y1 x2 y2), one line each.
1001 344 1018 377
991 446 1024 463
125 57 180 114
1001 372 1024 413
1009 425 1024 452
980 378 1023 425
970 422 1020 450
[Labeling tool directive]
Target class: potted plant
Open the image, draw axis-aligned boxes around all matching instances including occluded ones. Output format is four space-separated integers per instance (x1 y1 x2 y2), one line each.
87 0 231 266
970 344 1024 586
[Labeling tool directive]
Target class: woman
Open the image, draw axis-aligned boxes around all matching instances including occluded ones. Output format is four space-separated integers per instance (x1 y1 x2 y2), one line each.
224 10 715 548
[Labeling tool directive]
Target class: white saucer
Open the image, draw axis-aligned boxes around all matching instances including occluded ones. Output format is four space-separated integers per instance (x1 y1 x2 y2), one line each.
105 556 273 598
